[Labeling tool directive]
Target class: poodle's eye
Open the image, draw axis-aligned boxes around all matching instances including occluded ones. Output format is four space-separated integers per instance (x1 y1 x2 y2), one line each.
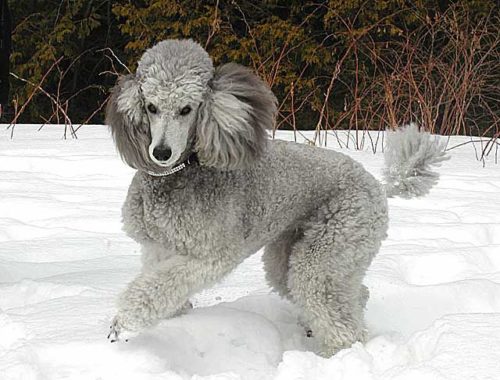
147 104 157 114
180 105 192 116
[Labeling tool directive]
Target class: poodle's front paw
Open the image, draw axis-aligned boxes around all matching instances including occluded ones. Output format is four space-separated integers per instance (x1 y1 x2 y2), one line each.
107 314 141 343
114 277 161 333
107 316 123 343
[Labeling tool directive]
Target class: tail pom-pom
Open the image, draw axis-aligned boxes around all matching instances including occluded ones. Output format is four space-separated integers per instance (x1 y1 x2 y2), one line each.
383 124 449 198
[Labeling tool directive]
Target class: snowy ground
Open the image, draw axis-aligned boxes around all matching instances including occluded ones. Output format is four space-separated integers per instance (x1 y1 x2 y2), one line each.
1 124 499 380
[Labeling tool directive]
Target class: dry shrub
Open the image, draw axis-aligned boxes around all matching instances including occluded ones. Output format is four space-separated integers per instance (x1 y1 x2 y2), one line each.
296 4 499 160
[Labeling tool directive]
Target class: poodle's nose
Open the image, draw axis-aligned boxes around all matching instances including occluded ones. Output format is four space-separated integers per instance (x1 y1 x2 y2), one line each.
152 146 172 162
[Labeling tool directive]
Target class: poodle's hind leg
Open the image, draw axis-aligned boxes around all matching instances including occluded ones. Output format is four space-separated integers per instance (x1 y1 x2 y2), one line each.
263 228 314 336
262 228 301 299
360 284 370 310
288 198 387 357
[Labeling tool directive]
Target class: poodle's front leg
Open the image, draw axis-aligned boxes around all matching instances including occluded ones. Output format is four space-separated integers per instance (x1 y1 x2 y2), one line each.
108 254 233 341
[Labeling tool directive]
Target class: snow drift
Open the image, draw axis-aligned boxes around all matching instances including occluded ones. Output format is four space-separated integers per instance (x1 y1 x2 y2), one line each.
1 125 499 380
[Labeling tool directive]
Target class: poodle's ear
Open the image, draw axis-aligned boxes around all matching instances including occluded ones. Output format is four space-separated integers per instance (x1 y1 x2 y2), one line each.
106 74 146 132
196 63 277 169
105 75 150 169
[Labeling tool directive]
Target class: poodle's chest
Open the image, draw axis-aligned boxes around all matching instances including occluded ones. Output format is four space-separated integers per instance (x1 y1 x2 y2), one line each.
140 183 245 255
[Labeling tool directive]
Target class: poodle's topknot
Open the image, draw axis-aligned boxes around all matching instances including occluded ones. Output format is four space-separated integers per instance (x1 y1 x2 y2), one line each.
137 39 214 88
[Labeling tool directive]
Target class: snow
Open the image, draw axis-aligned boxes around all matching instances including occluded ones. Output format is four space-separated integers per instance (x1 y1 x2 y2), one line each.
1 124 500 380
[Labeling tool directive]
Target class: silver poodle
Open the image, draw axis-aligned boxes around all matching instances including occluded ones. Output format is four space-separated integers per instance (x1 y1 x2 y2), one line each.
105 39 447 357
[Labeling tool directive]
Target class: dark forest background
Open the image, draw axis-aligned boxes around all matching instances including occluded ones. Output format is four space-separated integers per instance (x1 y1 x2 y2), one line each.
3 0 499 144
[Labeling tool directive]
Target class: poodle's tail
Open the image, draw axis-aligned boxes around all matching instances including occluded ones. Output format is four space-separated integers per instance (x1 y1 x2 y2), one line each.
383 124 449 199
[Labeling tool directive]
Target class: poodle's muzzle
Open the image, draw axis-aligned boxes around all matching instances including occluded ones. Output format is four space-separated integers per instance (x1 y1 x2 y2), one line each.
147 116 191 168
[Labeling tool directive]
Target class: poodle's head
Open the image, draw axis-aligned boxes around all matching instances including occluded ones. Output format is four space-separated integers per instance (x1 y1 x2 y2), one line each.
106 39 277 174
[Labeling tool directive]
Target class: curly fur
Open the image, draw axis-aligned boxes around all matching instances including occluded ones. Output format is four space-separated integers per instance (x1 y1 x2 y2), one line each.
105 39 444 357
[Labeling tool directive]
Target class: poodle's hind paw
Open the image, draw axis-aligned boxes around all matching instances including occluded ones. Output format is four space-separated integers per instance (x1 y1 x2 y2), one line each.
298 317 313 338
172 300 193 317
